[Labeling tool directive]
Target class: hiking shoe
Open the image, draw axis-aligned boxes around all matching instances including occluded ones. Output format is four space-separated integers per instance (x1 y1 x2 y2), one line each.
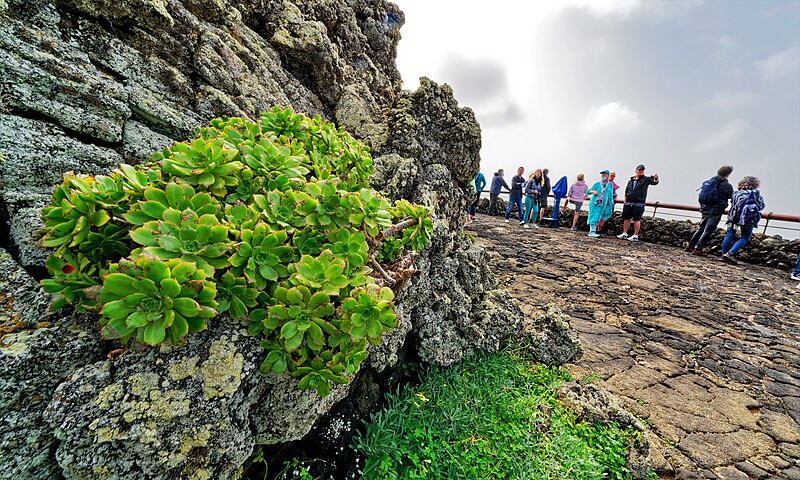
504 218 509 223
722 253 738 265
588 232 600 238
628 235 639 242
684 245 694 252
790 273 800 281
691 248 708 257
616 232 628 240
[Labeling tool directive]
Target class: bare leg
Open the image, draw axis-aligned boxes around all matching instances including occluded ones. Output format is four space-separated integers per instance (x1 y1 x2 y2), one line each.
622 219 631 234
572 212 579 228
633 220 641 236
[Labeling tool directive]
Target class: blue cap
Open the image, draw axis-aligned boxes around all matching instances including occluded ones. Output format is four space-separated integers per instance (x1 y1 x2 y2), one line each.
600 169 610 175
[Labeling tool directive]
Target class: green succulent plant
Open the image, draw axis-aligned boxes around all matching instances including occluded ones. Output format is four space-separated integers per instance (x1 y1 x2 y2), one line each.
98 256 218 345
154 137 242 197
40 252 101 312
38 172 125 262
38 107 434 398
230 224 295 290
340 286 397 346
129 207 231 276
215 271 259 320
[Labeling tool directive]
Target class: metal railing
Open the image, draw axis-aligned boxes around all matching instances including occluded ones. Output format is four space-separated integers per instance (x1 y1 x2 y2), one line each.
480 190 800 236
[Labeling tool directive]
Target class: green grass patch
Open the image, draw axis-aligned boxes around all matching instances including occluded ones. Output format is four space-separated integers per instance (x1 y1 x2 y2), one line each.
352 349 640 479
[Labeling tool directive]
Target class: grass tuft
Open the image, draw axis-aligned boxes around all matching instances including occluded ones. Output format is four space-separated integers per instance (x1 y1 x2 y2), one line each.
353 349 641 479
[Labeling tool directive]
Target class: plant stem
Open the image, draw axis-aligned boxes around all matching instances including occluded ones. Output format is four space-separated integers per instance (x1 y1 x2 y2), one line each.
371 258 395 284
379 218 419 240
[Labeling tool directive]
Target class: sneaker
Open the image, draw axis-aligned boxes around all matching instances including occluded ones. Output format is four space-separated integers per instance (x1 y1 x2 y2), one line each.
570 227 577 231
691 248 708 257
616 232 628 240
684 245 694 252
532 224 540 229
628 235 639 242
588 232 600 238
504 218 509 223
722 253 738 265
790 273 800 281
519 221 525 225
523 223 530 229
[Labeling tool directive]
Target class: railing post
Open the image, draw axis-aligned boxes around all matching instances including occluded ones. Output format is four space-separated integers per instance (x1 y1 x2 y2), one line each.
763 212 772 235
652 201 659 218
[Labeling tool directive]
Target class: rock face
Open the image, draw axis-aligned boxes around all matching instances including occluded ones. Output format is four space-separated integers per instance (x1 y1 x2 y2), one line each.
0 1 575 479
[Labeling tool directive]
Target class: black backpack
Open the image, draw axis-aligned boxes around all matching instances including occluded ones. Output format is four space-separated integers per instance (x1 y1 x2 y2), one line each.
698 178 721 206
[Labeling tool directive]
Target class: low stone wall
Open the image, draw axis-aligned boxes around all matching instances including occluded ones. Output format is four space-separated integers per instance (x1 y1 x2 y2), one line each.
476 198 799 270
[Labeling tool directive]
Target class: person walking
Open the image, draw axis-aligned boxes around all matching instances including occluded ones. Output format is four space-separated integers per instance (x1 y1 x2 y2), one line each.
565 173 588 230
488 169 510 216
505 166 526 224
685 165 734 256
468 171 487 223
537 168 551 224
522 171 542 228
721 176 765 265
586 170 615 238
617 164 659 242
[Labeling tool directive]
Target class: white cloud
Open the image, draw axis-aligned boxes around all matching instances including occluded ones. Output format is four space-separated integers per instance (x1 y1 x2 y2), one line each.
693 119 749 151
756 45 800 80
581 102 642 135
707 90 758 109
717 35 736 48
563 0 703 19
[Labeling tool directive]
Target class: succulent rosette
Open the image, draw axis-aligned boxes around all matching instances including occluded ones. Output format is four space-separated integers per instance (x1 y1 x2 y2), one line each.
98 256 218 345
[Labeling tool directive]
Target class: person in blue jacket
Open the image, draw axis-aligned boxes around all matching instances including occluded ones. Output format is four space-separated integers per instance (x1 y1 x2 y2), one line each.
489 169 510 216
721 176 765 265
469 171 486 223
505 166 526 224
586 170 615 238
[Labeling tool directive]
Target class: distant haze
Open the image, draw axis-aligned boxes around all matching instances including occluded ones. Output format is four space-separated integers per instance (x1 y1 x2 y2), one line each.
392 0 800 220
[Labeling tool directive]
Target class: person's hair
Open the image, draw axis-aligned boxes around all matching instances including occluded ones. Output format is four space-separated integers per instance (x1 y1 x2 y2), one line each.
577 173 584 181
533 168 542 177
543 168 549 175
717 165 733 177
610 171 616 176
528 173 536 180
518 166 524 170
737 176 760 190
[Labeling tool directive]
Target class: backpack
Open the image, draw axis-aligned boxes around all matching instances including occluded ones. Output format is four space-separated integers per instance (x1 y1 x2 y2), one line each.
698 178 721 206
737 191 761 226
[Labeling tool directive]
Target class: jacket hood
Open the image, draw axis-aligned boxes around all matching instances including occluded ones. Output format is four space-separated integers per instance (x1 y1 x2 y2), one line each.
574 180 586 186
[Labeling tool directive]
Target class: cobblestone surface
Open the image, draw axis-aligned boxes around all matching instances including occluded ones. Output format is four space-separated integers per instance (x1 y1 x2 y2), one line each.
471 215 800 480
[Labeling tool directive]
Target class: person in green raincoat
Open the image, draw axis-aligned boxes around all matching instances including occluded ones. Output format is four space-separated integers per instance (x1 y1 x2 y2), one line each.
586 170 615 238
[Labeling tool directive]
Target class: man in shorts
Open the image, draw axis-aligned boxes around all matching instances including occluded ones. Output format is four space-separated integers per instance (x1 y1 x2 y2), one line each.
617 164 659 242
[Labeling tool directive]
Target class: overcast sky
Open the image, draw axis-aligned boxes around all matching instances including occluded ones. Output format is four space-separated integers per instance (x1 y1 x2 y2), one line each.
392 0 800 221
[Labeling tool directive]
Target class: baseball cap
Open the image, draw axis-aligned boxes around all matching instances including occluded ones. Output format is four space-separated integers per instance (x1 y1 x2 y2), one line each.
600 169 610 175
636 164 646 170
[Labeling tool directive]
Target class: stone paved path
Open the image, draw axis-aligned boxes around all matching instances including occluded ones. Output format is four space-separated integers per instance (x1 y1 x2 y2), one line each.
470 215 800 480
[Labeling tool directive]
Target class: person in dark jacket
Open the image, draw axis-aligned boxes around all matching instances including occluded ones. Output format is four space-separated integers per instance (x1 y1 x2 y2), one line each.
721 176 765 265
616 164 659 242
488 169 510 216
685 165 734 256
537 168 551 223
469 171 487 223
504 166 526 223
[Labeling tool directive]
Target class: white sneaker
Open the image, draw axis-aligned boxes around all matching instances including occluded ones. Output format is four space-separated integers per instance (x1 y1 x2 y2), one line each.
791 273 800 281
628 235 639 242
616 232 628 239
504 219 509 223
588 232 600 238
523 223 530 229
532 224 540 229
519 221 525 225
